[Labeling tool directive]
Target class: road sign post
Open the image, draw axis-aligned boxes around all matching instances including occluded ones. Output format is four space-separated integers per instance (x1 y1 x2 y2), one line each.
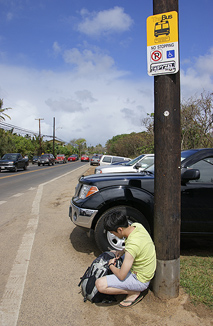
147 0 181 299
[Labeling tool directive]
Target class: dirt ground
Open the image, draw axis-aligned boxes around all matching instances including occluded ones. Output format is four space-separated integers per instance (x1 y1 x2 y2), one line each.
82 165 213 326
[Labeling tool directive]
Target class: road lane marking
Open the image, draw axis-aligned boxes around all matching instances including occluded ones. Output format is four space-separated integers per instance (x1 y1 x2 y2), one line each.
0 165 85 326
0 201 7 205
12 193 24 198
0 184 43 326
0 163 85 179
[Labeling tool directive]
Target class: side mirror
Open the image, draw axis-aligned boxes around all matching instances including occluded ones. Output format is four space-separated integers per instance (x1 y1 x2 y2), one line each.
134 162 141 170
181 168 200 184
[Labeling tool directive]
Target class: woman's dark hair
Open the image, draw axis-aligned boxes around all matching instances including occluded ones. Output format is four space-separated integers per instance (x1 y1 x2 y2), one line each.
104 210 128 232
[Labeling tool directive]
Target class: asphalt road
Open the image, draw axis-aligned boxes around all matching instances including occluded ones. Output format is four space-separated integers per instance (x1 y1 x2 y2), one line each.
0 162 212 326
0 161 87 201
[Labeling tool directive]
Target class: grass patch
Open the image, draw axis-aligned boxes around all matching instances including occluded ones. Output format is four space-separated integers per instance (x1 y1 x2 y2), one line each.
180 254 213 308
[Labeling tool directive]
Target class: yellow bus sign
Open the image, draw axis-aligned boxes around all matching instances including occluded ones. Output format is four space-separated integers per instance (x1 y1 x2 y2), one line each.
147 11 179 76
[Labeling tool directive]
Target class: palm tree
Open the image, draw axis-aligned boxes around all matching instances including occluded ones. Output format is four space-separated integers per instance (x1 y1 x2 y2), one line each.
0 99 11 121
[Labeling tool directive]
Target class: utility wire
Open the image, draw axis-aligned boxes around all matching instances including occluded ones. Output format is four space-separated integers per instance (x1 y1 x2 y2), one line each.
0 121 66 143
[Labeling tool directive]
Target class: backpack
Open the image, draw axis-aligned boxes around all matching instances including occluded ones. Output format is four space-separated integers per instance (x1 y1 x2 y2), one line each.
78 251 123 303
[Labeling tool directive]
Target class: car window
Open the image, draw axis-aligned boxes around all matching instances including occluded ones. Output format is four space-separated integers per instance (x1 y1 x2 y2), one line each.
126 155 144 166
102 156 112 163
188 157 213 183
137 156 154 169
112 157 124 163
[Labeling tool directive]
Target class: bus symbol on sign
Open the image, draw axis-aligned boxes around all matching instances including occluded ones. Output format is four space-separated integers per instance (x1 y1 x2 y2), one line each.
151 50 162 62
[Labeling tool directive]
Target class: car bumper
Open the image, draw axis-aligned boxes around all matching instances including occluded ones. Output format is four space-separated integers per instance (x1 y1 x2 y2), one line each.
69 200 98 229
0 165 15 171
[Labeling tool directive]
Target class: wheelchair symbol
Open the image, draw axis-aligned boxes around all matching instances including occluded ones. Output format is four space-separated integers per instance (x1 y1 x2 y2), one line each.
167 50 175 58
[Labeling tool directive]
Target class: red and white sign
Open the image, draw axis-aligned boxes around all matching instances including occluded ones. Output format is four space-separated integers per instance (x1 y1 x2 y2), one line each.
151 50 162 61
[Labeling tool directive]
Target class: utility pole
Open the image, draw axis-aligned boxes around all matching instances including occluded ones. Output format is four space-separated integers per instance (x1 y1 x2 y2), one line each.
35 118 44 156
151 0 181 299
53 117 55 157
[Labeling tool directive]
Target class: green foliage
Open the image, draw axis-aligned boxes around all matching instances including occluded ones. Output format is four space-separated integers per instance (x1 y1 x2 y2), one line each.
0 99 11 121
68 138 87 156
106 132 154 157
181 91 213 149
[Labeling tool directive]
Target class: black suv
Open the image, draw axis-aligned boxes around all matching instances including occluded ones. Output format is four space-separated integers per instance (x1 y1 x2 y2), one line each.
38 154 55 166
69 149 213 252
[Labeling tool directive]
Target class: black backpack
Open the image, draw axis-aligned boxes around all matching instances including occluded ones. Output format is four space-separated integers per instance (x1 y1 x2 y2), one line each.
78 251 123 303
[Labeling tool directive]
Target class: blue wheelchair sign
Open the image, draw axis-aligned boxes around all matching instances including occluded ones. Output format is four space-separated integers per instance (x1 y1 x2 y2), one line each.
167 50 175 59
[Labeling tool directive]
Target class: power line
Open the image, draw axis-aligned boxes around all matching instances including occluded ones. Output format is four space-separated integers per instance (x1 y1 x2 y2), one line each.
0 121 66 143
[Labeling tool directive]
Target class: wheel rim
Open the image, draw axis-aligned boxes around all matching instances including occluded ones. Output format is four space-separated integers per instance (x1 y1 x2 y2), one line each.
106 231 125 251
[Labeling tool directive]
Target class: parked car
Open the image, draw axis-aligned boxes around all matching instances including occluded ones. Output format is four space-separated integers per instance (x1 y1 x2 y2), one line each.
0 153 29 172
69 148 213 252
32 155 39 164
99 155 131 166
90 155 102 166
55 154 66 164
81 155 90 162
95 154 154 174
38 154 55 166
68 154 78 162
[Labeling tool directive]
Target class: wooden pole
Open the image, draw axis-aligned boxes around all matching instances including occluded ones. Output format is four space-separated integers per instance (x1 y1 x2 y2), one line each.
152 0 181 298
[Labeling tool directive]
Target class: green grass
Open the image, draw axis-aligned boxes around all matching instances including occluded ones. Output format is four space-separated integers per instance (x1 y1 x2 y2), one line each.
180 255 213 308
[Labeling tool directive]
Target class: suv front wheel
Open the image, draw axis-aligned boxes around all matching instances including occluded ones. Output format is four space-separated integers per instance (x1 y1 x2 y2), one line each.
94 206 150 252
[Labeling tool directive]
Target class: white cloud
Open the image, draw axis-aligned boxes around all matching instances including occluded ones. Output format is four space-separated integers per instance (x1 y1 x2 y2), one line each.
77 6 133 37
180 47 213 99
1 45 213 146
6 12 13 21
53 41 61 55
45 97 89 113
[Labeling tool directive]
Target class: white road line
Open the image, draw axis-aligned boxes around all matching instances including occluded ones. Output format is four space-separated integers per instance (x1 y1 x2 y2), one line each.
0 184 43 326
12 193 23 198
0 165 84 326
0 201 7 205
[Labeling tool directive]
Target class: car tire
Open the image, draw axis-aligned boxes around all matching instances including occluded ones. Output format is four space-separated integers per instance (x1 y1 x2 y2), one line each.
23 164 27 170
38 163 40 166
94 206 150 252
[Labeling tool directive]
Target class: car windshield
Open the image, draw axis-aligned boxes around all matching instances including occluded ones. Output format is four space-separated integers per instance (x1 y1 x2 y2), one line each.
144 149 201 173
40 155 49 158
144 163 155 173
2 154 18 160
180 149 199 161
125 155 145 166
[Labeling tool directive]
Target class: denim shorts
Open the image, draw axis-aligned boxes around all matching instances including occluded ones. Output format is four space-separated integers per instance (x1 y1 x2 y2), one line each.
106 272 150 292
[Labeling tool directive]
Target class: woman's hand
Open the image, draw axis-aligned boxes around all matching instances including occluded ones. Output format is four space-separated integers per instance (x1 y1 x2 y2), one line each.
108 258 116 266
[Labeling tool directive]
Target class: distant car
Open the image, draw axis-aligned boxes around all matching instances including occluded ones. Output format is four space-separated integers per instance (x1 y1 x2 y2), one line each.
90 155 102 166
81 155 90 162
55 154 66 164
0 153 28 172
68 154 78 162
38 154 55 166
98 155 131 166
32 155 39 164
95 154 154 174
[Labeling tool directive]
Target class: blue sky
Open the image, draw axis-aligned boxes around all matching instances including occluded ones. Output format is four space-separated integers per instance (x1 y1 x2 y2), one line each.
0 0 212 146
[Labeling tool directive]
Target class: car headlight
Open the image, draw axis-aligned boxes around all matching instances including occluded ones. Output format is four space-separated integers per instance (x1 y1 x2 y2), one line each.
79 185 99 199
95 169 102 174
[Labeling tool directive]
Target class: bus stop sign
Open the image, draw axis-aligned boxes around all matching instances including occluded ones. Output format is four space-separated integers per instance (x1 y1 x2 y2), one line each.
147 11 179 76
